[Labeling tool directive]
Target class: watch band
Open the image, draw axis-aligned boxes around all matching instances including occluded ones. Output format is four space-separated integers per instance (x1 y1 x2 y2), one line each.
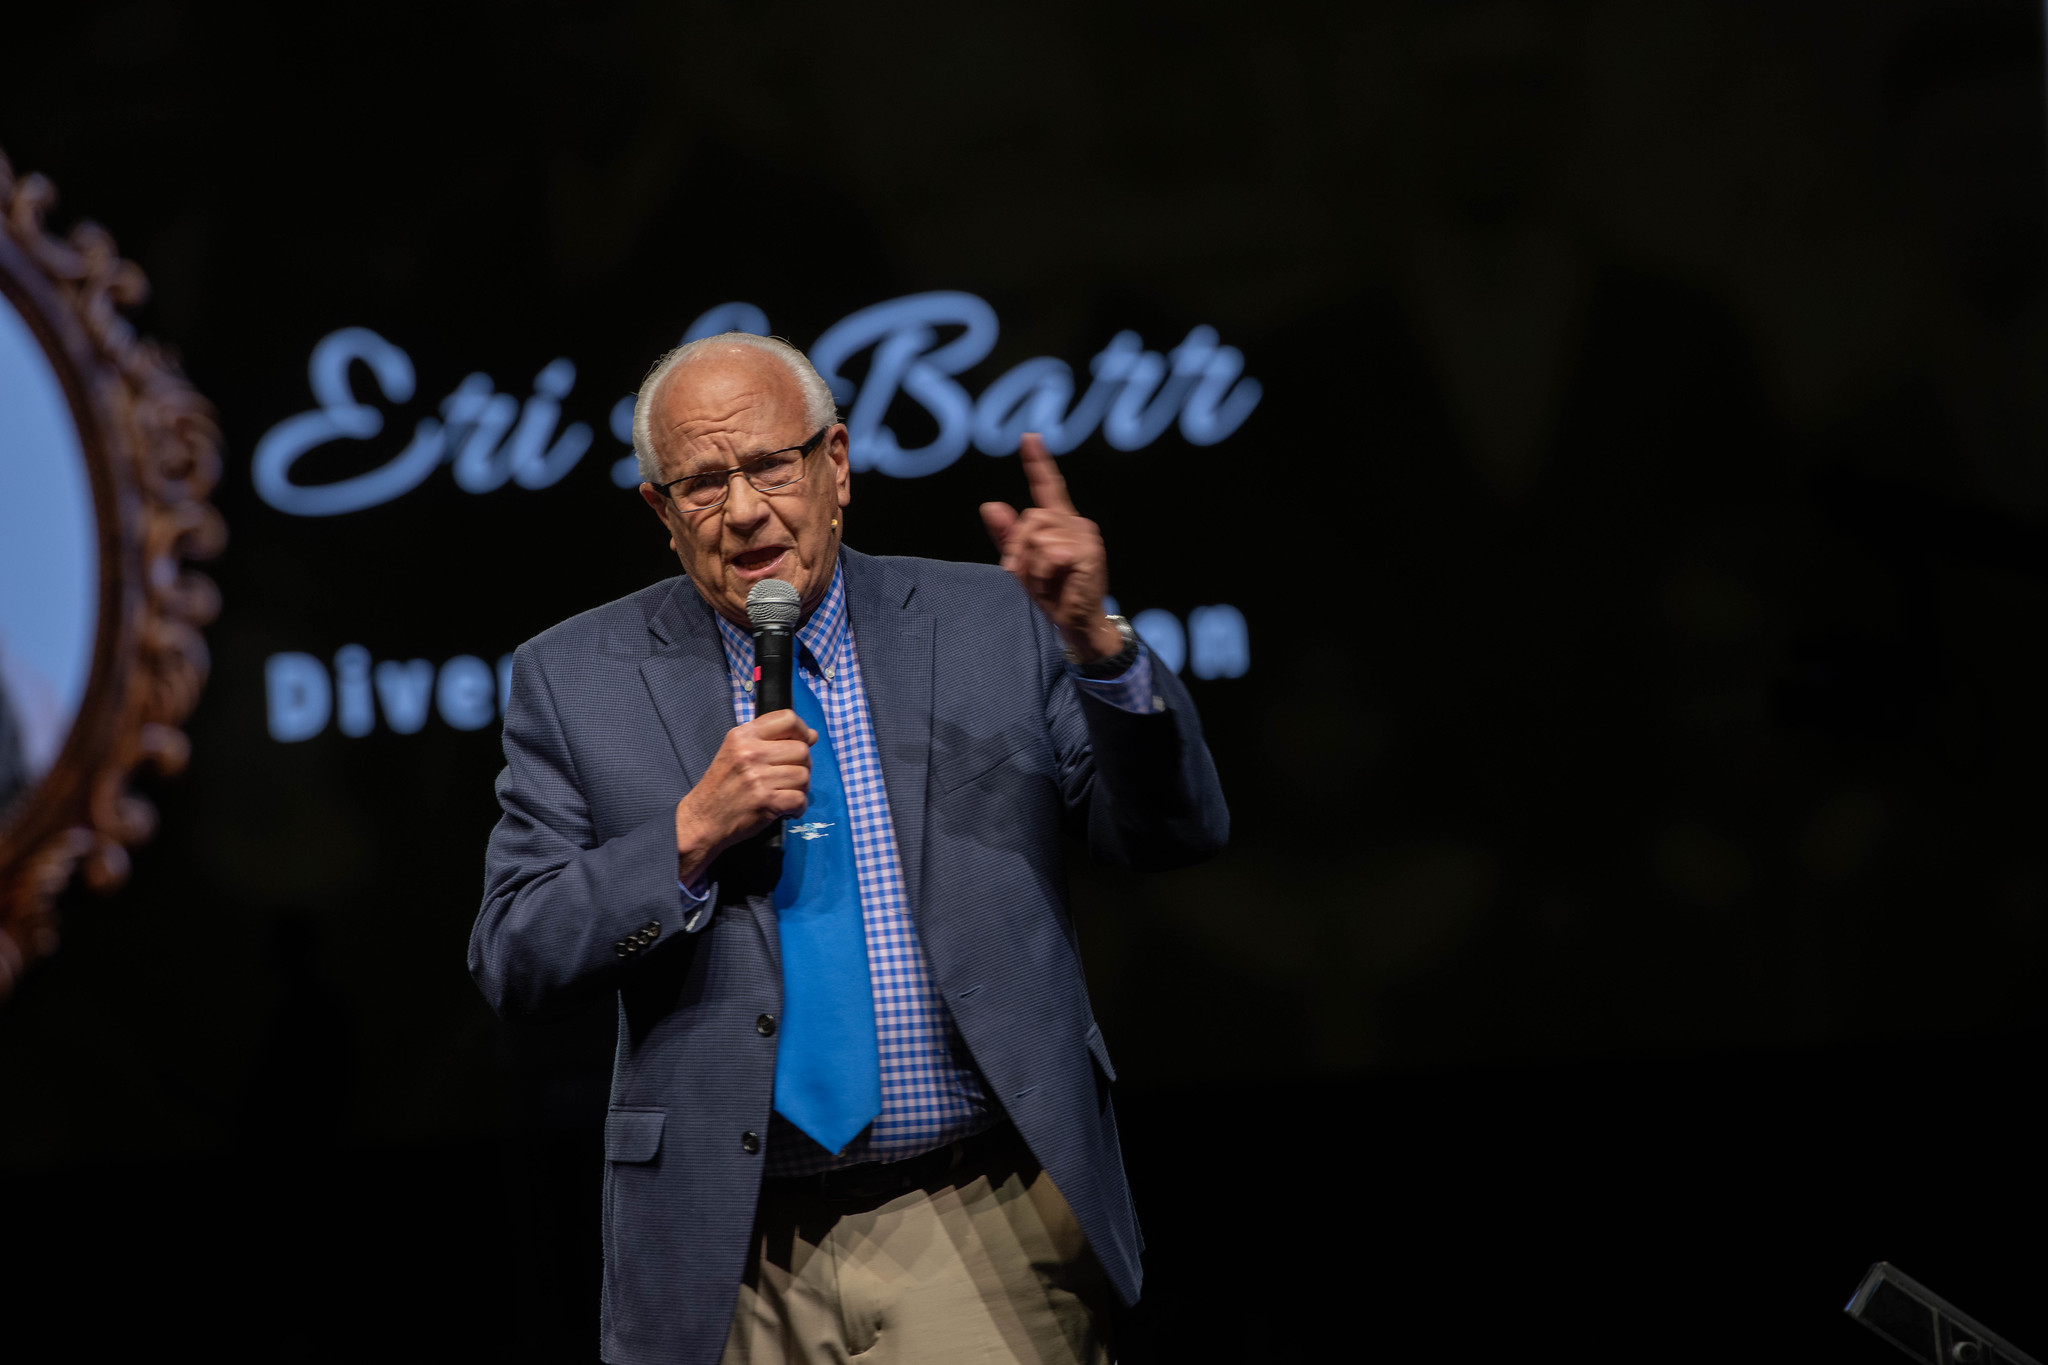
1068 614 1140 679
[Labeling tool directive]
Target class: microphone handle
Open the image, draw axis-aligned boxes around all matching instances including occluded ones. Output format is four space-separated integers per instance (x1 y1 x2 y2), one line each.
753 626 795 852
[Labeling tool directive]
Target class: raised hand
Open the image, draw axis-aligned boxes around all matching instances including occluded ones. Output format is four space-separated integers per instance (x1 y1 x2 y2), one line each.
979 433 1123 664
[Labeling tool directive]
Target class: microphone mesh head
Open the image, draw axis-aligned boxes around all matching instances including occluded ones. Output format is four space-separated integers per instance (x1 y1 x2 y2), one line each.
746 578 802 630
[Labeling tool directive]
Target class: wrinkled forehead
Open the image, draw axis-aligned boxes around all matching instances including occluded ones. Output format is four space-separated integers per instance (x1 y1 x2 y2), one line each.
655 349 810 474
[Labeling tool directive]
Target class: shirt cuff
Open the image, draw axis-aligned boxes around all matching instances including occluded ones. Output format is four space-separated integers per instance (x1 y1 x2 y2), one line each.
677 876 713 933
1068 645 1165 714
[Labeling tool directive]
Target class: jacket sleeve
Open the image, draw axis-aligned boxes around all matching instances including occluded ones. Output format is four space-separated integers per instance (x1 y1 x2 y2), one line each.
469 642 705 1023
1040 606 1230 872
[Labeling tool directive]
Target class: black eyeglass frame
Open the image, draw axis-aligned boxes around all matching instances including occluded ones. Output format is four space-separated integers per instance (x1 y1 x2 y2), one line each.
647 425 833 513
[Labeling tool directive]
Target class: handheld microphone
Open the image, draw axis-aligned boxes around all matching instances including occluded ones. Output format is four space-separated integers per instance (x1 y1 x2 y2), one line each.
745 579 802 852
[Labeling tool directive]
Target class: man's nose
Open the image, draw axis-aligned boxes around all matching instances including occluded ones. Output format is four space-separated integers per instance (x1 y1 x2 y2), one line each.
723 474 772 529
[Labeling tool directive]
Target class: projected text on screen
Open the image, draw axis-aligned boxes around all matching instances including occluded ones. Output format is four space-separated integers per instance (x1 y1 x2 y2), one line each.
252 293 1263 517
262 599 1249 743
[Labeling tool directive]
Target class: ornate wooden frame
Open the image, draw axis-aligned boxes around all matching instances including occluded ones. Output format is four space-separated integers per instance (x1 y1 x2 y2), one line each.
0 149 223 999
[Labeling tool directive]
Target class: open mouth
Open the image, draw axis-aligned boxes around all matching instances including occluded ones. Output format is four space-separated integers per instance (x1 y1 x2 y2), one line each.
730 546 789 577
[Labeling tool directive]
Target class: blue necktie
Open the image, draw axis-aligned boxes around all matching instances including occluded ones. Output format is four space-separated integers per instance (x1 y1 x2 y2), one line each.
771 668 880 1155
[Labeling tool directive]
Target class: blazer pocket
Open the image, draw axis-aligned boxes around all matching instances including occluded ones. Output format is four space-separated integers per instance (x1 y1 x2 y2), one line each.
1084 1022 1118 1083
604 1108 666 1163
936 726 1043 795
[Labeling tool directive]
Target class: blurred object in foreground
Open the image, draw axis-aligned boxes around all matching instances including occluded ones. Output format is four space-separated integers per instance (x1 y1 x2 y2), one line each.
0 145 223 999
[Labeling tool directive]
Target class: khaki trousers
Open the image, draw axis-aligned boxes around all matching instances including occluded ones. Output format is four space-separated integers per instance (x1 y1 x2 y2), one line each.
721 1127 1116 1365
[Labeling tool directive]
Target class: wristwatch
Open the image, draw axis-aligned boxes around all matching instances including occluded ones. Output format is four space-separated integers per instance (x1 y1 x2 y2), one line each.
1066 613 1140 679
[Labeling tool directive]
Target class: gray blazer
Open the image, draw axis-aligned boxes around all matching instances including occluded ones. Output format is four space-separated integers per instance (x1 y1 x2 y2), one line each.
471 546 1228 1365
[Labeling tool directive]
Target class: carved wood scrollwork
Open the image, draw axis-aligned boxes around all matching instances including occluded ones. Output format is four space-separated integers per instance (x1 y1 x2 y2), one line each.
0 147 224 999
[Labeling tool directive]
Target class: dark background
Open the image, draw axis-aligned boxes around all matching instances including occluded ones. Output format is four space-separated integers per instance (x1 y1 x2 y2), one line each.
5 0 2047 1359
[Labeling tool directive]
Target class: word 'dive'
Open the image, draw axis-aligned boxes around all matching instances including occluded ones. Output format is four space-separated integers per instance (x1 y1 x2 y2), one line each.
253 293 1262 517
265 647 511 742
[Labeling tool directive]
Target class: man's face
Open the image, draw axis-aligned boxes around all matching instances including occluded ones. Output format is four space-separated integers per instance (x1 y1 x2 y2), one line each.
636 347 851 627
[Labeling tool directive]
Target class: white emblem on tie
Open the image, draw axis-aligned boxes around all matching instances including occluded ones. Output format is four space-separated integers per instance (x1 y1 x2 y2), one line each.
789 821 836 841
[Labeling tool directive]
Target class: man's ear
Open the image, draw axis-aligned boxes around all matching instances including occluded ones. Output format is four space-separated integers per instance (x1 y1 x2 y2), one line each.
827 425 853 509
637 482 680 551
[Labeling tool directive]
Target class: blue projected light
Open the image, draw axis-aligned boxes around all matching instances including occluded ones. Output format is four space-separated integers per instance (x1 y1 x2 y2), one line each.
253 332 593 516
609 396 639 488
683 301 771 342
265 654 330 743
1188 605 1251 679
254 292 1262 516
252 293 1260 745
266 648 518 743
1132 609 1186 675
436 656 497 731
261 604 1248 743
810 292 1002 477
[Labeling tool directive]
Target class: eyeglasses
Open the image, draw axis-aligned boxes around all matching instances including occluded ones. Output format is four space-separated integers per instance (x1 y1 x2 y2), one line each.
649 427 831 513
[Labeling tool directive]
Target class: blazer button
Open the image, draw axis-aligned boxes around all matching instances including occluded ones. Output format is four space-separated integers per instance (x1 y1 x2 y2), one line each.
740 1131 761 1155
756 1014 777 1037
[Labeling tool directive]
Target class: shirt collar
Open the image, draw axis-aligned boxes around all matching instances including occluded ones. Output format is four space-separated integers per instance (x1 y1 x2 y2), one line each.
713 559 848 679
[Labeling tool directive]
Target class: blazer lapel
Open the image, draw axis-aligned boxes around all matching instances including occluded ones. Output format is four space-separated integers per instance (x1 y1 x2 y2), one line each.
640 577 733 788
638 577 787 963
841 549 935 917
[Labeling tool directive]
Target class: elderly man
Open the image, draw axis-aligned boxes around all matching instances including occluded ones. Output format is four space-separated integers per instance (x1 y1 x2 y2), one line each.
471 332 1227 1365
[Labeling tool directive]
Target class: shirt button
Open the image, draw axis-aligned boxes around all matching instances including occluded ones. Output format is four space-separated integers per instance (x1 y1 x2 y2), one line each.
740 1131 761 1155
822 666 834 680
756 1014 777 1037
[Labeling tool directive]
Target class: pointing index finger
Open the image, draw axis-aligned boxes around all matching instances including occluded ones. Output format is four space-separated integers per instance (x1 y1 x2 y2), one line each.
1018 432 1077 514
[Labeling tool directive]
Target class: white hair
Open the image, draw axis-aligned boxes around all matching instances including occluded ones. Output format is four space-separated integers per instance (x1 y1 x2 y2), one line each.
632 332 839 482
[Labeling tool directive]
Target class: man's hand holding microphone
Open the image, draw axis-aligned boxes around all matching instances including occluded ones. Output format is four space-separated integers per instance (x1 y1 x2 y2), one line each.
674 709 816 884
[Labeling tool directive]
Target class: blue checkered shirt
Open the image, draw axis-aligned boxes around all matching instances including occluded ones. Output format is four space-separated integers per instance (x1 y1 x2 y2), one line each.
686 559 1156 1173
